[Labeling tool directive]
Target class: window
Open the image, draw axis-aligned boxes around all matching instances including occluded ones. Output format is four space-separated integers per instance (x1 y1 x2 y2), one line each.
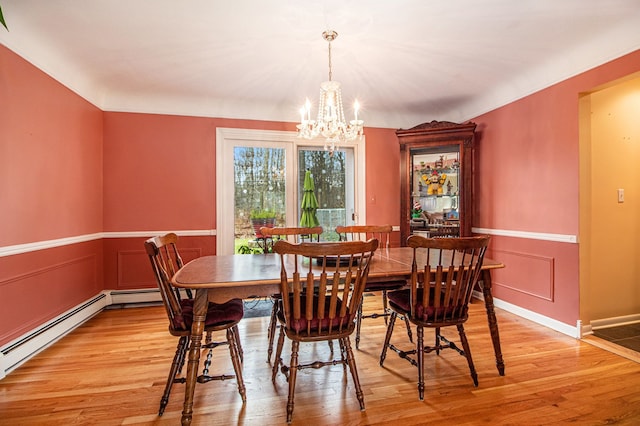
216 128 366 254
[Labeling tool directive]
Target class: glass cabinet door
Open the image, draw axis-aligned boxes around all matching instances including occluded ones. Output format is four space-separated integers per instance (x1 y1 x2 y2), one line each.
410 147 460 237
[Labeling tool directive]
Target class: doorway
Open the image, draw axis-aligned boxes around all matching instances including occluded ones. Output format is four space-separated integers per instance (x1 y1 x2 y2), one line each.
579 74 640 334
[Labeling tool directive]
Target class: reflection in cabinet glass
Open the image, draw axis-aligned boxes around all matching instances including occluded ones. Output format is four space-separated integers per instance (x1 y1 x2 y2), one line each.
397 121 476 244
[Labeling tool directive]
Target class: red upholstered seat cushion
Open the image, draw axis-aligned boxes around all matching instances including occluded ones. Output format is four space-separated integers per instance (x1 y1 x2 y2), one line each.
277 295 352 333
387 288 467 322
173 298 244 331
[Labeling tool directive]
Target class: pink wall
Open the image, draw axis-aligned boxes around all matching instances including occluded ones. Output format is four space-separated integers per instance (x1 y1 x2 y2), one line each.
102 114 296 290
101 115 400 289
362 127 402 246
3 35 638 347
103 113 295 232
0 45 104 345
472 49 640 325
103 115 399 233
0 47 103 246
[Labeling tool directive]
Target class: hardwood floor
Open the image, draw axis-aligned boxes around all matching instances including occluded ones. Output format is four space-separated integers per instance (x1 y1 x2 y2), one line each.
2 295 640 425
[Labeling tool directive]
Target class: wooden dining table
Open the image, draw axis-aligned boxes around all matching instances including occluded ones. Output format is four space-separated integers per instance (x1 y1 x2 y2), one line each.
172 246 505 425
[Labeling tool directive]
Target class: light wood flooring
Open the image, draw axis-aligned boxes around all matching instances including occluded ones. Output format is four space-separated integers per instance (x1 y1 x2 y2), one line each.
1 295 640 425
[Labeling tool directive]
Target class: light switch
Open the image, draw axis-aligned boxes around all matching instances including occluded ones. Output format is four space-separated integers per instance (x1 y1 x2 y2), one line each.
618 188 624 203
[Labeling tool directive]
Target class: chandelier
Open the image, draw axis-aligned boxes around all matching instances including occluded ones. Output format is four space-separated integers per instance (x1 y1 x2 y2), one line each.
297 30 364 153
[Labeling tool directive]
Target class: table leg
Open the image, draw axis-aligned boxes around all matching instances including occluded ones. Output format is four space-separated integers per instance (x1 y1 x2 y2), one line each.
480 270 505 376
180 288 207 425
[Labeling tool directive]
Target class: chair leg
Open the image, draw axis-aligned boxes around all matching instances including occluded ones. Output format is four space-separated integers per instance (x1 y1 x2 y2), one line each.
176 334 189 375
227 328 247 402
457 324 478 387
417 326 425 401
379 311 398 366
232 325 243 363
403 314 414 343
272 326 285 382
382 290 389 325
355 301 363 349
338 338 347 371
435 327 441 355
343 337 365 411
267 301 278 363
286 340 300 423
159 336 189 416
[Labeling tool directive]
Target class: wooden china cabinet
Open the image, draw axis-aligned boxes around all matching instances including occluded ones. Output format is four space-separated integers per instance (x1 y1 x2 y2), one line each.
397 120 477 245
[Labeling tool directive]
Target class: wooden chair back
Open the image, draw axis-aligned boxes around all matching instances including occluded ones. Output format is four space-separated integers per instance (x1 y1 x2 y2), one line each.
273 239 379 338
407 235 490 325
335 224 408 348
260 226 323 253
336 224 392 248
144 233 191 332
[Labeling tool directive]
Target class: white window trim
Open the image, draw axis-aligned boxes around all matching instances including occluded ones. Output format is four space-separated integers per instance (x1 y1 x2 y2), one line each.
216 128 366 255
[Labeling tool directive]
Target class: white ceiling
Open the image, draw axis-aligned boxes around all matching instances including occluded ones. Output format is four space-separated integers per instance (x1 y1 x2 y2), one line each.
1 0 639 129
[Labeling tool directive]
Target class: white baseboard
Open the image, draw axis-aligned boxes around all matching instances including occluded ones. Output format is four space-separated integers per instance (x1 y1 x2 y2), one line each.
578 320 592 338
578 314 640 338
473 291 581 339
590 313 640 330
0 289 161 380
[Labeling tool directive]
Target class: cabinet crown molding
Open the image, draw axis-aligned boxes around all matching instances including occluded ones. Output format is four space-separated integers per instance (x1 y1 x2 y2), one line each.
397 120 477 135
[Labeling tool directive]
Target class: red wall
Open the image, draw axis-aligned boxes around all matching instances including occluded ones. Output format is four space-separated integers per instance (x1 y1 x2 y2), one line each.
0 45 104 344
3 36 638 347
101 115 400 290
102 114 399 233
362 127 402 237
472 49 640 325
103 113 295 232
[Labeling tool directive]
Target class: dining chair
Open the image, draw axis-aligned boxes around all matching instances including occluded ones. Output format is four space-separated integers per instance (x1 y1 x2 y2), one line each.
259 226 323 363
271 238 379 423
379 235 490 400
336 225 413 349
144 233 246 415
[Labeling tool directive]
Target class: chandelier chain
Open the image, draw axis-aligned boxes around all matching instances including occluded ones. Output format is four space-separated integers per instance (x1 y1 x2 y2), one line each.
327 40 332 81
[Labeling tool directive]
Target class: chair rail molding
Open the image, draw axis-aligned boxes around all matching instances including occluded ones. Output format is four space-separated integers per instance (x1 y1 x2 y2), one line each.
472 227 578 244
0 230 216 257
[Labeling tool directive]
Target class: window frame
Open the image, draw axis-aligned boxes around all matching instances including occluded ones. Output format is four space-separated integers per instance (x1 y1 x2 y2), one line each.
216 128 366 255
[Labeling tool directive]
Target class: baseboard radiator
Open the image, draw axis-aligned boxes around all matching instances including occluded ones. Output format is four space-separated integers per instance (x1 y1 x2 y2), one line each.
0 289 161 380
